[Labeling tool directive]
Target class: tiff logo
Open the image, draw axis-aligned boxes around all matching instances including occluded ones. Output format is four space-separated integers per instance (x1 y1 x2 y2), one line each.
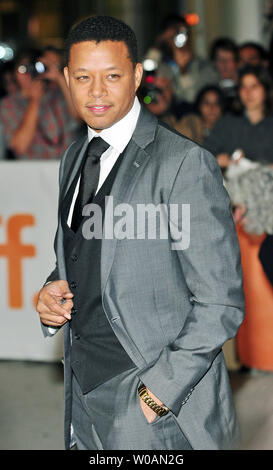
0 214 36 308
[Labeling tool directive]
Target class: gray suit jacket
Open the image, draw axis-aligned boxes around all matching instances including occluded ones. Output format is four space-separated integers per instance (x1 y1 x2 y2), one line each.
42 106 245 450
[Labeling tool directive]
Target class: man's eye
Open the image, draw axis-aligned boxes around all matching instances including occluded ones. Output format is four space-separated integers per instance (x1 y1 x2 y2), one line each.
76 76 89 81
108 74 120 80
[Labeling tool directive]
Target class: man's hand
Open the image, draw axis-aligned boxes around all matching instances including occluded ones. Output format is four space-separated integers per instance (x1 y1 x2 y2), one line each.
36 280 74 327
39 56 63 84
217 153 231 168
25 78 45 102
233 204 247 225
138 387 163 423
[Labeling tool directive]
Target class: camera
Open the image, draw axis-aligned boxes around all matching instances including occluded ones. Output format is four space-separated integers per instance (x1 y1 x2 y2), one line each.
140 58 163 105
17 60 47 78
173 26 188 48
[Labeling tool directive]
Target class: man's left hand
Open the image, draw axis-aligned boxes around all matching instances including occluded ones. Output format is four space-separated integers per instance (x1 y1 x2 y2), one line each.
39 56 63 84
138 387 163 423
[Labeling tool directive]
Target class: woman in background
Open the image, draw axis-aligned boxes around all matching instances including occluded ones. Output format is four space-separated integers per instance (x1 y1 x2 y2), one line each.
204 65 273 167
176 85 225 144
206 65 273 373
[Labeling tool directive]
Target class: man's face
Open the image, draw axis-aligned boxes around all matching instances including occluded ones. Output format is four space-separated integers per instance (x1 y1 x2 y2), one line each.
239 47 261 68
199 91 222 127
215 50 237 80
64 40 143 132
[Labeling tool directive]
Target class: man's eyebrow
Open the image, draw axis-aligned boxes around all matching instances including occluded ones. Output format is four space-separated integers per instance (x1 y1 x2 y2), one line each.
72 66 123 74
104 66 123 71
72 68 89 74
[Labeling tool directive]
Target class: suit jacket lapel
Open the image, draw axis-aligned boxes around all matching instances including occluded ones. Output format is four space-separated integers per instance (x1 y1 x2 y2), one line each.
56 137 88 281
60 136 89 201
101 106 158 294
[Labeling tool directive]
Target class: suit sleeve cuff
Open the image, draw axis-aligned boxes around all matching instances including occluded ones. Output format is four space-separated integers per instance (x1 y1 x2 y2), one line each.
137 363 194 416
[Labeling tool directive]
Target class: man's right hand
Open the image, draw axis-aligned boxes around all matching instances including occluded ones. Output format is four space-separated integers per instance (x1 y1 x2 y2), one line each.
26 79 45 102
217 153 231 168
36 280 74 327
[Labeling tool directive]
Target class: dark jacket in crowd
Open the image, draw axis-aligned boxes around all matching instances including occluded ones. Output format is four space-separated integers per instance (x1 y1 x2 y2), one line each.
259 235 273 286
203 113 273 163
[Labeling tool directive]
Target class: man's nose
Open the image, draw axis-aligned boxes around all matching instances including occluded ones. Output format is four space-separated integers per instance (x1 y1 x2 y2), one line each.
88 76 106 98
244 88 252 96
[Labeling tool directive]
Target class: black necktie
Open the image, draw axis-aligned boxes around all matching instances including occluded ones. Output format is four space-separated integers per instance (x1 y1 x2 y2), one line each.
71 137 110 232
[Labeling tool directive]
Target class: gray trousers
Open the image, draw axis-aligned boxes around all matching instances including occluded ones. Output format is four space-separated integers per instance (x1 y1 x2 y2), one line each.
71 366 193 450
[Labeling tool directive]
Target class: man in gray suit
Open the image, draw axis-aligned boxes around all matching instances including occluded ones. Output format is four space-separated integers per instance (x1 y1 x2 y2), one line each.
36 16 244 450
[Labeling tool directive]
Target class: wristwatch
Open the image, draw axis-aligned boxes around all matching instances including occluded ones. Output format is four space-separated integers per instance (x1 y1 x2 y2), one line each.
138 383 169 416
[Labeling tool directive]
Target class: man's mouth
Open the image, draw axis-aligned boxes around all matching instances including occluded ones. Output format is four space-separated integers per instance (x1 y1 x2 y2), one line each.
87 105 111 114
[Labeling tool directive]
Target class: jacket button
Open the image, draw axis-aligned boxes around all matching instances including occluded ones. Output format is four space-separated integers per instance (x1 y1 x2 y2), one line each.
71 254 78 262
71 307 77 315
70 281 77 289
74 333 80 340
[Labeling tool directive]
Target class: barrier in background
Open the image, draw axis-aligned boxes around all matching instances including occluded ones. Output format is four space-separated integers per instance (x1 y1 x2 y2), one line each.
0 161 240 368
0 161 63 361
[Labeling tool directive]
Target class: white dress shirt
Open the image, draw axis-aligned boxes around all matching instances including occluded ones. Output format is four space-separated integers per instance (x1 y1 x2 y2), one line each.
67 96 141 226
47 97 141 335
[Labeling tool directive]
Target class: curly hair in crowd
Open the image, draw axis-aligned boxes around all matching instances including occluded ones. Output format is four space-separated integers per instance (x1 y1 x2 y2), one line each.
226 165 273 235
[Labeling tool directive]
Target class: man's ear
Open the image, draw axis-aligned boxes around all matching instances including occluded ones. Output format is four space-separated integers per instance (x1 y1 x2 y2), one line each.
134 62 143 92
63 67 70 88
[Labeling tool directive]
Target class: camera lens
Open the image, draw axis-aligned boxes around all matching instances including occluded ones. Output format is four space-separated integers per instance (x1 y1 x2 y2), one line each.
174 28 188 48
35 61 46 74
142 59 157 72
17 65 28 74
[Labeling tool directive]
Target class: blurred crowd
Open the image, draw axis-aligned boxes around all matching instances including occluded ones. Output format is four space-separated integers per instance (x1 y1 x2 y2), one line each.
0 45 84 160
140 13 273 373
140 14 273 165
0 12 273 169
140 13 273 277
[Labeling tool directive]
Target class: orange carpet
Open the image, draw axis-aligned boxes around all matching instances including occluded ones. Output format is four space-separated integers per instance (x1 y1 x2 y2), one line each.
236 225 273 370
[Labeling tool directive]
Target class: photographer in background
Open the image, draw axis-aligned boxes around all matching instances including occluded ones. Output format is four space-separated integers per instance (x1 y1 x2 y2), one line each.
0 47 79 159
139 61 193 125
144 14 218 105
139 75 177 126
40 45 80 120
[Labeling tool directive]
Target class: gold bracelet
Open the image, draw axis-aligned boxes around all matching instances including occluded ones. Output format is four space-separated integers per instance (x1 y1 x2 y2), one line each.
138 384 169 416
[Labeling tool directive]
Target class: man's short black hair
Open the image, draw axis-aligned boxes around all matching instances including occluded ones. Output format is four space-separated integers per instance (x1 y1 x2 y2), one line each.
158 13 187 34
239 41 268 61
65 15 138 67
210 37 239 62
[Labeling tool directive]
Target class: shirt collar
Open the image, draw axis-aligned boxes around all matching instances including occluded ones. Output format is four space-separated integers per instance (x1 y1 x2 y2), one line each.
87 96 141 153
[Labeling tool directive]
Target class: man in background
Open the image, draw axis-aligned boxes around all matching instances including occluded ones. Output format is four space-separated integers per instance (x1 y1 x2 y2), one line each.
144 14 218 104
0 47 79 159
210 37 239 111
